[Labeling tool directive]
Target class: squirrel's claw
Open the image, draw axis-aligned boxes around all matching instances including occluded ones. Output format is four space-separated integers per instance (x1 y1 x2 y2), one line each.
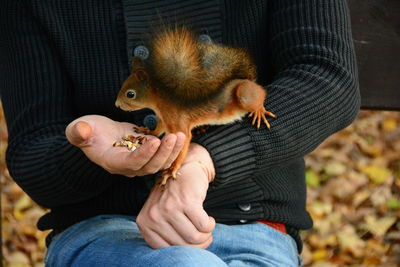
192 125 210 136
248 108 275 130
158 168 178 186
133 126 151 135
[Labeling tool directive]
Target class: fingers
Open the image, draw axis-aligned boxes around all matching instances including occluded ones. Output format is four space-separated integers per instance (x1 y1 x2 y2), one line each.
64 117 185 178
163 132 186 169
140 134 178 174
185 206 216 233
144 228 213 250
140 224 213 250
137 176 214 249
122 133 185 176
66 121 92 147
138 211 214 249
122 137 161 173
140 228 170 249
105 132 185 177
168 212 213 244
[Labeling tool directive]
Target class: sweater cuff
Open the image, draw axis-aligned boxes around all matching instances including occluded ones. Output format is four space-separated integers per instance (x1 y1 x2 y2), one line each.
192 123 256 186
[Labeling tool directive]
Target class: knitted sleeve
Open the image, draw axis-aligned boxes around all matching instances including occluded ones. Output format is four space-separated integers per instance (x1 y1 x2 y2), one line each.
193 0 360 185
0 1 114 208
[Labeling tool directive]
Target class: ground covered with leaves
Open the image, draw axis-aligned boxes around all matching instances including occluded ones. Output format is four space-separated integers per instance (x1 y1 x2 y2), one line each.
302 111 400 266
1 105 399 266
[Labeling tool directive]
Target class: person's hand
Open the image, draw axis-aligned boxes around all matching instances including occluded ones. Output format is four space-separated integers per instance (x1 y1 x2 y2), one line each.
137 143 216 249
65 115 185 177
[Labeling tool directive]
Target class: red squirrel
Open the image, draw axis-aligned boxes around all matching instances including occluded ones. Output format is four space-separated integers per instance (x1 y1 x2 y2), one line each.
115 26 275 185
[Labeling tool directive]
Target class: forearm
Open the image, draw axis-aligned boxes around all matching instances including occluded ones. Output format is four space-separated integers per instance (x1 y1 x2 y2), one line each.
250 0 360 173
6 128 114 208
1 1 117 208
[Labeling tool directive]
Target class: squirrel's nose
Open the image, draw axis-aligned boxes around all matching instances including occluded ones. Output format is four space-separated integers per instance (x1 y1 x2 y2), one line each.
115 99 120 108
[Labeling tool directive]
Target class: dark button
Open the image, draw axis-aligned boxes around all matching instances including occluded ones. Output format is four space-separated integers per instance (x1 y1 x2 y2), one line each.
238 203 251 212
133 45 149 60
143 114 157 130
198 34 212 44
239 219 248 224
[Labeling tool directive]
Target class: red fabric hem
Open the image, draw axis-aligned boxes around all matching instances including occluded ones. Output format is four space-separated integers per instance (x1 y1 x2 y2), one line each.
256 220 287 234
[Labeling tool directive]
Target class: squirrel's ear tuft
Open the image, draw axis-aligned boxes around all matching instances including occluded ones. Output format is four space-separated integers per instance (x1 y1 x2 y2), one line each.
135 69 148 82
131 57 145 72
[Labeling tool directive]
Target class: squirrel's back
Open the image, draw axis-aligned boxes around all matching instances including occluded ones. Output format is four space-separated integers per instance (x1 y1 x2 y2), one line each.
145 26 257 106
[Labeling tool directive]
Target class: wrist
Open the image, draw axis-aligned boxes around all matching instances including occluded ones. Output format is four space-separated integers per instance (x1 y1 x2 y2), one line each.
183 143 215 183
180 161 214 184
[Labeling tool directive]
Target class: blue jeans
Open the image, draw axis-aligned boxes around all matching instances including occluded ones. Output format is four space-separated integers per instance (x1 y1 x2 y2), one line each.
45 215 302 267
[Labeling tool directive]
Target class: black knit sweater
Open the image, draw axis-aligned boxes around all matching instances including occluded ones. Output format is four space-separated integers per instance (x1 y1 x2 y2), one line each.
0 0 360 252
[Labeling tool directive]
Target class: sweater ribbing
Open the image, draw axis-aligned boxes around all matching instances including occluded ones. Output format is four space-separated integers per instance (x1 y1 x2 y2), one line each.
0 0 360 252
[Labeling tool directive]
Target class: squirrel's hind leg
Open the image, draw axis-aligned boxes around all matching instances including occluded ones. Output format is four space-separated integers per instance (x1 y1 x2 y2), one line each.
235 80 276 129
158 129 192 186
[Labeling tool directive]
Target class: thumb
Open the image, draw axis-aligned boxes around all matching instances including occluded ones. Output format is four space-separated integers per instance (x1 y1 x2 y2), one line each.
197 215 216 233
66 121 93 147
186 205 216 233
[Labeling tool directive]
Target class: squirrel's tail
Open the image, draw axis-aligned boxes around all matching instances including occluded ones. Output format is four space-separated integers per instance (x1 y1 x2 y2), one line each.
146 26 256 105
148 26 214 103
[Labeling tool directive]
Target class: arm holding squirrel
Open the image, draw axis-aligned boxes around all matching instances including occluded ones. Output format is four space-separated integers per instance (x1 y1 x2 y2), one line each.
194 0 360 185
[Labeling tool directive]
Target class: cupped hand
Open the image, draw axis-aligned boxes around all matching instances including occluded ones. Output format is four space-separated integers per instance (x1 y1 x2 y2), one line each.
137 143 216 249
65 115 185 177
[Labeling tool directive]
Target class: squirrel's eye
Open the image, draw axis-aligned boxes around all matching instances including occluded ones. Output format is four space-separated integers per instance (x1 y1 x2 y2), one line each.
126 90 136 99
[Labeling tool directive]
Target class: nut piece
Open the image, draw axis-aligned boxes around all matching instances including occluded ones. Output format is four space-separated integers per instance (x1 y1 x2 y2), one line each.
113 135 147 152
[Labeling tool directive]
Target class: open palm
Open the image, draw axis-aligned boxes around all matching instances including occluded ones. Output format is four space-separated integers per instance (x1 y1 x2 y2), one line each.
66 115 185 177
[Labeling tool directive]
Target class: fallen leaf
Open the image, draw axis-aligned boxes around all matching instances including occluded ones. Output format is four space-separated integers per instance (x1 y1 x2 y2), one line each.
382 118 397 132
352 189 370 207
356 138 383 157
365 239 390 255
324 177 357 200
306 170 320 188
385 231 400 243
361 165 392 185
337 225 365 257
13 194 33 220
5 251 30 266
308 234 337 249
311 262 339 267
362 256 381 266
363 215 397 237
324 161 347 177
310 201 333 217
312 249 328 262
370 186 392 208
387 198 400 210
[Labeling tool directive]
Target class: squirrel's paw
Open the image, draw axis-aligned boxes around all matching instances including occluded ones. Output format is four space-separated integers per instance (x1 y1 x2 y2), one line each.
248 107 276 129
133 126 151 135
158 168 178 186
191 125 210 136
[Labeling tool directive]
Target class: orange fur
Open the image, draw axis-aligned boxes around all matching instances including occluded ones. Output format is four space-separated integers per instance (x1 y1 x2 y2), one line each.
115 27 276 185
145 26 257 106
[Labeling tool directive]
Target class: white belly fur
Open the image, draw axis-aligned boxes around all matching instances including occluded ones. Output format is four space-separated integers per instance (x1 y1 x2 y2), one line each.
196 110 248 127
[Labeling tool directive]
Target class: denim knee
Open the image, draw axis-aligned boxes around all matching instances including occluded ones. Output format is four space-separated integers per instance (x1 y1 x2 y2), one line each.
144 246 227 267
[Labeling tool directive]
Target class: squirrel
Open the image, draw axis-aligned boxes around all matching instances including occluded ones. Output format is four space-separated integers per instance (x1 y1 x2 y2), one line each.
115 26 275 185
